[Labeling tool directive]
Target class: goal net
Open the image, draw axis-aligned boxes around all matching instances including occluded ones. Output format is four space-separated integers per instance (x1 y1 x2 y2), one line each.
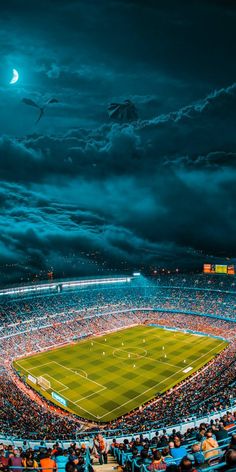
37 376 51 390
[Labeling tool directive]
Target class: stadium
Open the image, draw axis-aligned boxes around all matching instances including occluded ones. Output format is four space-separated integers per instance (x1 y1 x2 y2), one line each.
1 272 236 471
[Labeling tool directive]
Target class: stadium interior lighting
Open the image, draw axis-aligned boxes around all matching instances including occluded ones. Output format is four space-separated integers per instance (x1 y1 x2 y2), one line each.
0 284 57 296
62 277 131 289
0 277 131 298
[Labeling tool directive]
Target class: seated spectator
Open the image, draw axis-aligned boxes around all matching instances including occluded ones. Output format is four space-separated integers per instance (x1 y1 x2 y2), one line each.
74 457 86 472
187 443 204 468
9 450 22 472
169 438 187 463
229 434 236 451
201 431 220 460
195 428 206 443
22 452 38 470
137 450 151 467
55 449 68 472
40 452 57 472
215 422 228 442
161 448 175 466
0 450 9 472
221 449 236 471
66 463 77 472
178 457 198 472
110 439 119 453
147 450 166 470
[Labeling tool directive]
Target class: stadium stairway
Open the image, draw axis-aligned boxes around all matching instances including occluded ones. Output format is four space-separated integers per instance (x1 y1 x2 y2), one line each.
93 452 120 472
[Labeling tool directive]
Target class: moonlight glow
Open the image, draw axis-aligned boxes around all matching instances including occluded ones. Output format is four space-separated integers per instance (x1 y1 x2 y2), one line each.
9 68 19 84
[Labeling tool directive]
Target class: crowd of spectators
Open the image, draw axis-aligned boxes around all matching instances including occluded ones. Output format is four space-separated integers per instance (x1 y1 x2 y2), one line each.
1 275 236 339
111 422 236 471
0 439 96 472
0 275 235 441
0 424 236 472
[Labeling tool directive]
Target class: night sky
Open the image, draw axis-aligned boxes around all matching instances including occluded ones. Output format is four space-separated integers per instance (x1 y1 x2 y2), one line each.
0 0 236 284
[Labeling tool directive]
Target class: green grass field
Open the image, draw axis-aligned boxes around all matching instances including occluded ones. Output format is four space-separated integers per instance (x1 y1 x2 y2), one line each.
13 325 228 422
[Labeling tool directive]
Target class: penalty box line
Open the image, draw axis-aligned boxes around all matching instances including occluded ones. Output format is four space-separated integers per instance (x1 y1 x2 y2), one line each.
15 360 105 420
32 360 107 401
53 361 106 388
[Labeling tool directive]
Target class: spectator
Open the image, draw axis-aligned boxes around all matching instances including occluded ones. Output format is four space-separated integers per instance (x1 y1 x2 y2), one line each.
40 452 57 472
201 432 220 460
169 439 187 464
215 422 229 443
137 450 151 467
229 434 236 451
93 434 108 465
9 450 22 472
73 457 86 472
186 444 204 469
221 449 236 471
22 452 38 470
178 457 198 472
0 450 9 472
55 449 68 472
65 463 77 472
161 448 175 466
147 451 166 471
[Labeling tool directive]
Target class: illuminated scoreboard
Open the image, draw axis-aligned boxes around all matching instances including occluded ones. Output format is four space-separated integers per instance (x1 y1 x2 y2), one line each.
203 264 235 275
215 265 227 274
203 264 212 274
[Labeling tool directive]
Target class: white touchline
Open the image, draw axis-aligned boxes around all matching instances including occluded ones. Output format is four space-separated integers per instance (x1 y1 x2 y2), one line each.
15 337 226 421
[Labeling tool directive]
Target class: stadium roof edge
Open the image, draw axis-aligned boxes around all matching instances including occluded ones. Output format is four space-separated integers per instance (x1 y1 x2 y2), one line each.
0 275 133 297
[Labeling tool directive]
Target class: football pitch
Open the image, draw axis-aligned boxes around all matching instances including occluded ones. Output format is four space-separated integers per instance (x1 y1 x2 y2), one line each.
13 325 228 422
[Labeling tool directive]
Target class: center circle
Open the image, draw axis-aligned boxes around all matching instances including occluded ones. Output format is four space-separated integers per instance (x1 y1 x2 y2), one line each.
113 347 147 359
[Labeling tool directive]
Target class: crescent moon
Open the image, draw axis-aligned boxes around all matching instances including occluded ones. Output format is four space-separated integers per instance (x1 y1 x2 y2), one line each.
10 68 19 84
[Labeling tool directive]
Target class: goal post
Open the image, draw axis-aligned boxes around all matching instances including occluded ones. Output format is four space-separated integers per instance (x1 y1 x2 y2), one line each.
37 376 51 390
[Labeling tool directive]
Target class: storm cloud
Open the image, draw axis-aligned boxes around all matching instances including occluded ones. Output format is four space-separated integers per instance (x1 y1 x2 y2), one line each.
0 0 236 284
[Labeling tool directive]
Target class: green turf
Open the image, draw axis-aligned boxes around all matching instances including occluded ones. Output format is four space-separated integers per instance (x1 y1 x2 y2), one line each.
13 325 228 421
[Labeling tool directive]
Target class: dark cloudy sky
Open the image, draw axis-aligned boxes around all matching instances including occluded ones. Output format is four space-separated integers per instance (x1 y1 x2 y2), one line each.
0 0 236 284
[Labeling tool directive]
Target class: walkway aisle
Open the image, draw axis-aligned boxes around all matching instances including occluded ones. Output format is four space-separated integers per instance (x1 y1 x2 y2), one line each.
93 452 120 472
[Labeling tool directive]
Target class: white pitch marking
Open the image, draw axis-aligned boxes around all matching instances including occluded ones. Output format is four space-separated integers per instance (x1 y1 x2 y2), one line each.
98 341 227 419
53 361 105 388
15 332 226 422
27 361 55 371
15 360 103 420
182 367 193 373
43 374 69 393
74 386 106 403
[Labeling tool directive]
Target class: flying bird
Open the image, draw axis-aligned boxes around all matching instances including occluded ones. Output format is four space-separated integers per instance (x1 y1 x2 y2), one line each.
108 99 138 122
22 97 59 124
